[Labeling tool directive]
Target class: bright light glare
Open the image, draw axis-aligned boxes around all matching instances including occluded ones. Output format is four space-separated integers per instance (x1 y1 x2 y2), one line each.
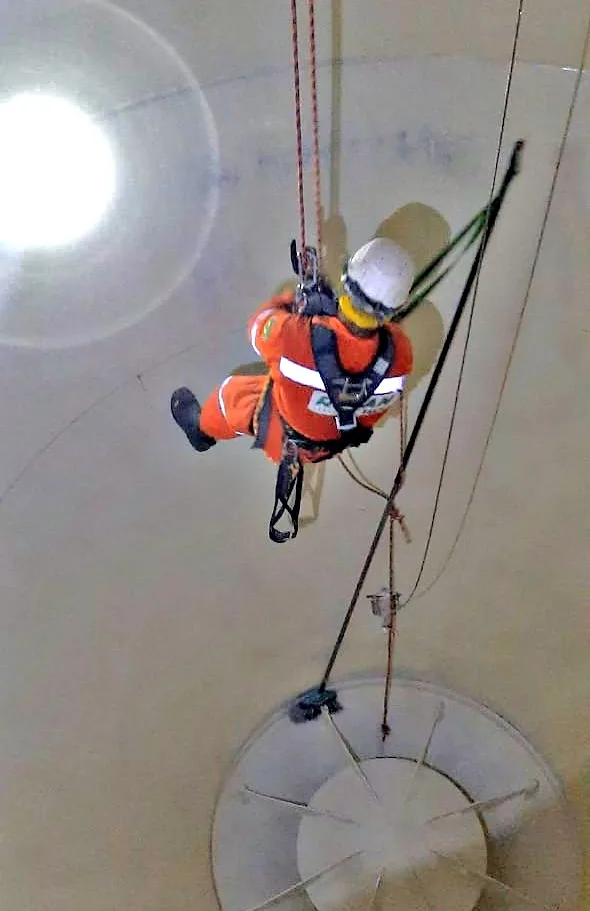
0 93 116 250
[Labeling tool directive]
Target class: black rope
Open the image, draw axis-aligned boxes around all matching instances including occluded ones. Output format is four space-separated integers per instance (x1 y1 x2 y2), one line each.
400 0 525 605
407 7 590 606
315 140 524 695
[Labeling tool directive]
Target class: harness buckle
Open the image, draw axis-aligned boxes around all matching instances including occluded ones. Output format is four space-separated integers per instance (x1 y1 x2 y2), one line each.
282 437 301 473
335 414 357 431
336 377 370 405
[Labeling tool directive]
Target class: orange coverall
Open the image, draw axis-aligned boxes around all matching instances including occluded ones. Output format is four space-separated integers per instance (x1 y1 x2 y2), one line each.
199 291 413 463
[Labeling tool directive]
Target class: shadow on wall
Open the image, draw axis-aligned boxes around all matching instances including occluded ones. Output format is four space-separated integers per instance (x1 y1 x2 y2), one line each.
479 781 584 911
571 761 590 908
373 202 448 428
232 202 449 385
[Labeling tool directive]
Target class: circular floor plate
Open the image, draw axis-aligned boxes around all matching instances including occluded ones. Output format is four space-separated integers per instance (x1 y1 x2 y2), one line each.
297 757 487 911
211 678 581 911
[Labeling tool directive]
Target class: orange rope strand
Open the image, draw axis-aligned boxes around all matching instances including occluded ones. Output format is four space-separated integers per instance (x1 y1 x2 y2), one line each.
381 389 407 739
290 0 306 254
308 0 323 266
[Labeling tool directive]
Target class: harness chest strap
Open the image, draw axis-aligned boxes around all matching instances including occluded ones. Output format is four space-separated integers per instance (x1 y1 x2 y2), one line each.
310 323 395 431
252 375 366 460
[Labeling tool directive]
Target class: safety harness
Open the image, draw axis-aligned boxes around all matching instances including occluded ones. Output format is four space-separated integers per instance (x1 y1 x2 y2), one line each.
254 255 394 543
258 198 494 544
310 323 394 431
253 376 376 543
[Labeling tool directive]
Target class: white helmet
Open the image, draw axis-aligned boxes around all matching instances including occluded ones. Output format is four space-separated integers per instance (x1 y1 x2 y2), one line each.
343 238 415 322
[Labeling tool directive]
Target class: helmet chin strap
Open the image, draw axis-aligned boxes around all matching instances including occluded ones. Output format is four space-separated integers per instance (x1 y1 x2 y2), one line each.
338 293 386 331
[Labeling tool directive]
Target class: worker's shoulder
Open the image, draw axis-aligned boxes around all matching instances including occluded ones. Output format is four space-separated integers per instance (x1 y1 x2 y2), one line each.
266 289 296 309
386 320 412 348
312 313 355 335
386 321 413 371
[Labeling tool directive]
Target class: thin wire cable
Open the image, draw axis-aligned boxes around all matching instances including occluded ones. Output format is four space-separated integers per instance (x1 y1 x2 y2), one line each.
291 0 307 253
308 0 324 266
318 154 520 693
401 0 525 606
409 9 590 605
381 519 397 739
398 387 407 486
339 393 408 500
336 402 406 737
348 452 386 496
317 142 522 690
380 389 407 739
336 1 523 606
338 455 387 498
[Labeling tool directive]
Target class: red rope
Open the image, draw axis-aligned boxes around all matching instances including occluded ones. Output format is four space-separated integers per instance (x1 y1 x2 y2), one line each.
290 0 306 256
308 0 323 267
381 519 398 739
381 389 407 740
291 0 324 272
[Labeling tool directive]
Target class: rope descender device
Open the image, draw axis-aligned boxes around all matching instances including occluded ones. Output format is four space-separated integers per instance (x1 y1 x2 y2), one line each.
290 238 320 308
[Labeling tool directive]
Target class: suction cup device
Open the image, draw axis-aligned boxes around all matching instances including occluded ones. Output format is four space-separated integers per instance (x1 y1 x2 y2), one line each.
287 686 342 723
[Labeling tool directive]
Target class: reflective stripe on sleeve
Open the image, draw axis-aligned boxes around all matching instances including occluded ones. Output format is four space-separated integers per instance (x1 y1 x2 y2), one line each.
218 377 245 435
250 308 276 355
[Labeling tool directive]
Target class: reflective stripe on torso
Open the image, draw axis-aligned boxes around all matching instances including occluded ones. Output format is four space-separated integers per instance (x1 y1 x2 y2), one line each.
270 316 411 440
247 295 413 441
278 355 405 395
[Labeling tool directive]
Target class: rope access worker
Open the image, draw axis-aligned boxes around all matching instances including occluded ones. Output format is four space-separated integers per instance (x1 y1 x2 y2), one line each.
171 237 415 541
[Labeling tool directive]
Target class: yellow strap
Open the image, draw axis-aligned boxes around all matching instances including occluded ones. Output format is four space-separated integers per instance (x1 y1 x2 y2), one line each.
338 294 380 331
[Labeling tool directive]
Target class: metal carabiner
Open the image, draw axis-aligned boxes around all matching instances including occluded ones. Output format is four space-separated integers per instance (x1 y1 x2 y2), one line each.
290 239 320 309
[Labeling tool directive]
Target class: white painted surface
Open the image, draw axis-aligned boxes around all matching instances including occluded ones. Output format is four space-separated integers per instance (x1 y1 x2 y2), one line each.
211 679 580 911
297 758 487 911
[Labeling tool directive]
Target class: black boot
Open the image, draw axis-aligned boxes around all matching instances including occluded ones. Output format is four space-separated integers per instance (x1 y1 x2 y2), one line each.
170 387 217 452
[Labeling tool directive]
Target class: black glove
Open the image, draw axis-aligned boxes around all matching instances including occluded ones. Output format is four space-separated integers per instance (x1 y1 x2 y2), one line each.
318 423 373 459
344 424 374 448
299 279 338 317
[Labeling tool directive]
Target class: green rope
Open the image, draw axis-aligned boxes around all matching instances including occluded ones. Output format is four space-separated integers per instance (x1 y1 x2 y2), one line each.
393 205 490 322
